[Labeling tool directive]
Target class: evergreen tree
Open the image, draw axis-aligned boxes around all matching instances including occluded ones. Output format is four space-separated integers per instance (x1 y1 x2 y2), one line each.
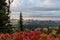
0 0 13 33
19 12 23 31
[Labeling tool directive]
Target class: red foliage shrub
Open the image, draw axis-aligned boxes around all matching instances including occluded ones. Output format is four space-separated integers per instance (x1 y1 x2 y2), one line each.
0 31 60 40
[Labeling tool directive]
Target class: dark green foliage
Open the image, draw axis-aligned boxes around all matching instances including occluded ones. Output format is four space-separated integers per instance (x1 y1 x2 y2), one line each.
19 12 23 31
0 0 13 33
56 26 60 35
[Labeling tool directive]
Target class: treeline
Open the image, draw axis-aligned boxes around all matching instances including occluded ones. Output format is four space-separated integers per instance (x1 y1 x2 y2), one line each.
0 0 23 33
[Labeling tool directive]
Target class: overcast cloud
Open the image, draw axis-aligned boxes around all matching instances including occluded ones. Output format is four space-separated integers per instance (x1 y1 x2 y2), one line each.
10 0 60 19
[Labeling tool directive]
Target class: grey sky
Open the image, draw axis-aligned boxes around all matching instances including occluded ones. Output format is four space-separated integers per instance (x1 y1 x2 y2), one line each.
10 0 60 20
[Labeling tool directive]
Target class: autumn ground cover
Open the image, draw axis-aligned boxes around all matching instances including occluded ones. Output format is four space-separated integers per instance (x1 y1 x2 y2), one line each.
0 30 60 40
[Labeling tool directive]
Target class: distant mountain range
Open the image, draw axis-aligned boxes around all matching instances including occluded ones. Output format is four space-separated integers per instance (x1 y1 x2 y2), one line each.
10 19 60 30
